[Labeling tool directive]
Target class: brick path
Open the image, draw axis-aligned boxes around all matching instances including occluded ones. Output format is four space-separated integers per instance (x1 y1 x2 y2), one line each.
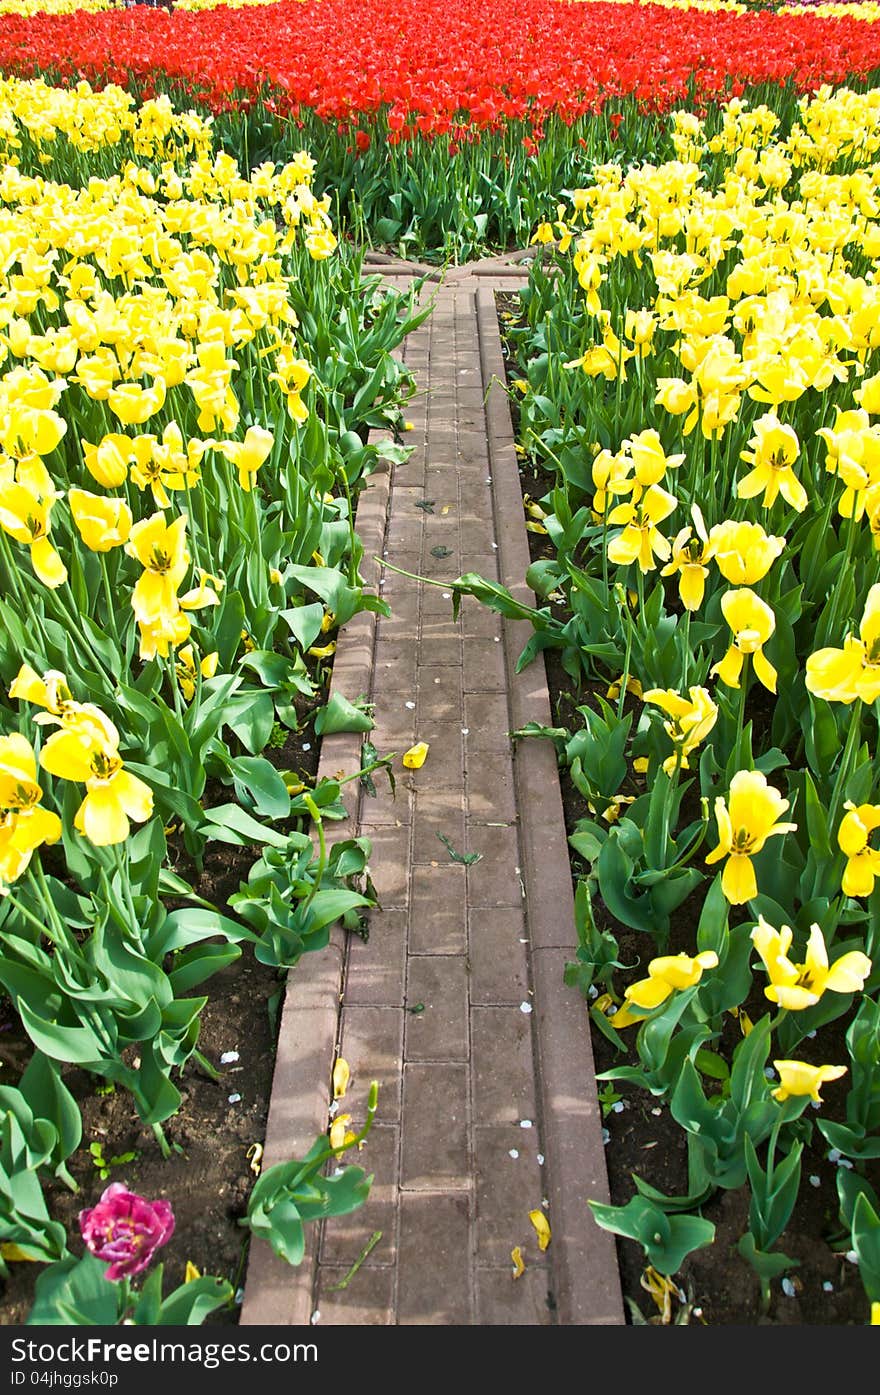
240 255 623 1327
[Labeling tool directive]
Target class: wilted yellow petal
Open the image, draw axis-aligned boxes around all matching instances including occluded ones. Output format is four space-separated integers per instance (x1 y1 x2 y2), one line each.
329 1114 352 1150
511 1246 525 1279
529 1208 551 1252
403 741 430 769
184 1261 201 1283
0 1244 37 1262
333 1057 351 1100
246 1142 263 1177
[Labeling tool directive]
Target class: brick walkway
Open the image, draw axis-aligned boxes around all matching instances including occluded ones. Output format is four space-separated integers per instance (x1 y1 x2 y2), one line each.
240 255 623 1327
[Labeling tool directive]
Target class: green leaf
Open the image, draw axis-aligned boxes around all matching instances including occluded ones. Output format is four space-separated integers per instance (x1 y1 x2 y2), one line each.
26 1253 120 1326
313 692 375 735
227 756 292 820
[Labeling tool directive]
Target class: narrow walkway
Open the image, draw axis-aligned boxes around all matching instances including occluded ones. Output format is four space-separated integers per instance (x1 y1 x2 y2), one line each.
240 256 623 1327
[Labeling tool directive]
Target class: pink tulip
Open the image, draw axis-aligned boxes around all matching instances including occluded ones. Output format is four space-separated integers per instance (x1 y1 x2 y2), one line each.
79 1182 175 1281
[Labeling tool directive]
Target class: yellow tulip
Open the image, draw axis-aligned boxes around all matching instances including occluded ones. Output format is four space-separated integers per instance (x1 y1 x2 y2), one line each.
806 583 880 705
0 456 66 588
126 511 191 631
660 504 711 611
624 429 685 488
606 484 677 573
68 488 132 552
38 704 154 846
213 424 274 493
706 770 796 905
709 520 785 586
771 1060 847 1104
0 804 62 886
107 377 166 426
0 732 43 811
175 645 219 702
81 434 132 489
611 949 719 1028
738 413 807 511
711 588 777 693
8 664 74 717
838 801 880 897
642 685 718 774
750 917 871 1010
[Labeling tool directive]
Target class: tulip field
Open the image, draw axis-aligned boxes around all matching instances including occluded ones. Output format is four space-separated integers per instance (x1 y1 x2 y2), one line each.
0 0 878 1329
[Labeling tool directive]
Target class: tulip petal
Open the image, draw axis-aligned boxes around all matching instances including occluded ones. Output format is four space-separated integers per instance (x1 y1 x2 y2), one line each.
529 1209 551 1252
403 741 430 769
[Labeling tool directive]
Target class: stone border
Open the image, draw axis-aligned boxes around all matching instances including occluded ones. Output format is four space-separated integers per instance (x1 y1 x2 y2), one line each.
239 456 392 1327
476 286 625 1325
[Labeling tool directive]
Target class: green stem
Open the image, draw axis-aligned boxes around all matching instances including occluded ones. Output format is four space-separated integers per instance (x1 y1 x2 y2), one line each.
828 700 863 839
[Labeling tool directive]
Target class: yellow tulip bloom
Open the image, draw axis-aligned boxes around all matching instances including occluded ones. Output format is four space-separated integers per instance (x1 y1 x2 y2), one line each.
68 488 132 552
126 511 191 630
736 415 803 521
606 484 677 573
175 644 219 702
107 377 166 427
8 664 74 718
623 429 685 488
0 804 62 886
642 685 718 774
750 917 871 1010
708 519 785 586
129 423 203 509
838 801 880 898
660 503 711 611
0 456 66 588
706 770 796 904
212 424 274 493
38 704 153 846
0 732 43 811
771 1060 847 1104
81 434 132 489
711 588 777 692
611 949 719 1028
806 583 880 705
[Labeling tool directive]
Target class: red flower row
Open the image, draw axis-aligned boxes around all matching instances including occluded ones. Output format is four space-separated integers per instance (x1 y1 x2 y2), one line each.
0 0 878 131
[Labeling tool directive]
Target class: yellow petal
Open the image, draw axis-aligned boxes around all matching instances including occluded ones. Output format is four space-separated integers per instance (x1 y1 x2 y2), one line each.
332 1056 350 1100
529 1208 551 1252
329 1114 352 1150
184 1261 201 1283
402 741 430 769
511 1246 525 1279
0 1243 38 1262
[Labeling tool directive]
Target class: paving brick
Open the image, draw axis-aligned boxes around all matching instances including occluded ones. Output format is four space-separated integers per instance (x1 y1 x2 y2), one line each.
397 1193 472 1324
407 717 463 788
476 1266 554 1325
465 822 523 908
464 692 513 750
400 1064 469 1189
409 862 467 954
405 956 469 1061
345 908 408 1007
339 1006 404 1123
474 1126 547 1265
469 906 530 1004
471 1006 537 1126
463 636 507 692
465 750 518 822
412 787 466 865
320 1124 400 1266
359 821 411 908
314 1265 395 1324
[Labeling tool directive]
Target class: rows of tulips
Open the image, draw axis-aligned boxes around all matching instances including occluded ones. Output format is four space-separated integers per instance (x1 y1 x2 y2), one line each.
0 75 420 1316
465 81 880 1315
1 0 880 260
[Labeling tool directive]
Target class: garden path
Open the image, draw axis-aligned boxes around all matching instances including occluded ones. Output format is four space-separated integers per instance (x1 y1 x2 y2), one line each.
239 253 624 1326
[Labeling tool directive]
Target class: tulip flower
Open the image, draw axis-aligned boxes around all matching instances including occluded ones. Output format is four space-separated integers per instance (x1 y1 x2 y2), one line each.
79 1182 174 1282
107 377 166 427
706 770 796 904
125 511 191 633
771 1060 847 1104
68 489 132 552
38 705 154 846
8 664 74 719
660 503 711 610
81 434 132 489
708 520 785 586
642 685 718 773
738 413 807 512
606 484 677 573
750 917 871 1010
806 583 880 705
212 424 275 493
611 949 719 1028
838 801 880 897
0 733 62 885
623 429 685 489
0 456 67 588
175 644 219 702
711 588 777 692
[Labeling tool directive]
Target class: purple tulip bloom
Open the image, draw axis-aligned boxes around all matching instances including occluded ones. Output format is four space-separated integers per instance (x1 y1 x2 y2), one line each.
79 1182 175 1282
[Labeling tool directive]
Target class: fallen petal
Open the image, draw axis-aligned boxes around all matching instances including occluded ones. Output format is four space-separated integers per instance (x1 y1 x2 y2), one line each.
529 1208 551 1252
